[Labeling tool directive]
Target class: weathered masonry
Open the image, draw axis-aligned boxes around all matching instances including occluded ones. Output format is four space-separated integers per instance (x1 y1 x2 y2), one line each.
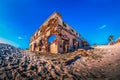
30 12 89 53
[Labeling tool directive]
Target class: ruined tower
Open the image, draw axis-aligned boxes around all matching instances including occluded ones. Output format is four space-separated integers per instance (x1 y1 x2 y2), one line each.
30 12 89 53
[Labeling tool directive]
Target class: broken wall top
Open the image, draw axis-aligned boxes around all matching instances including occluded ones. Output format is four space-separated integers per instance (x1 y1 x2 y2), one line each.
30 12 82 41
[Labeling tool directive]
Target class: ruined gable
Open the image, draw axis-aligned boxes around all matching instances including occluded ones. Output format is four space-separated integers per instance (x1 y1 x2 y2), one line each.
30 12 89 54
116 37 120 43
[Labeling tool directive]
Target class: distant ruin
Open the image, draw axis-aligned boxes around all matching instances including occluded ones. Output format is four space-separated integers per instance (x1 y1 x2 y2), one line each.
30 12 89 53
116 37 120 43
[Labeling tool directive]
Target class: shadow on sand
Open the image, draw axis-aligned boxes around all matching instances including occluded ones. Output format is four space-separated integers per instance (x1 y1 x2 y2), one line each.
66 56 81 65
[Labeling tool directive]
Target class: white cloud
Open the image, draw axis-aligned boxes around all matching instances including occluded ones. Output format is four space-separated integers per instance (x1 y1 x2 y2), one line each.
0 37 19 47
18 36 23 40
99 25 107 29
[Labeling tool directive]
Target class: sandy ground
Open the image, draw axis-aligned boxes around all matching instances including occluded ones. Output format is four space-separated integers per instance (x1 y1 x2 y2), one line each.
0 43 120 80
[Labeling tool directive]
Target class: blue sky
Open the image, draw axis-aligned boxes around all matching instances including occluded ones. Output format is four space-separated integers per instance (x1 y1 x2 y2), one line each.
0 0 120 48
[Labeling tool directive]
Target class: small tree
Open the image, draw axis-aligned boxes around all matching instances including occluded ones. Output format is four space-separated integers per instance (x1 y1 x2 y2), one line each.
93 43 97 47
108 35 114 45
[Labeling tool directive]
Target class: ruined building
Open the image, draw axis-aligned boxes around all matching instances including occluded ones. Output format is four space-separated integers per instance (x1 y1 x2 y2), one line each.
116 37 120 43
30 12 89 53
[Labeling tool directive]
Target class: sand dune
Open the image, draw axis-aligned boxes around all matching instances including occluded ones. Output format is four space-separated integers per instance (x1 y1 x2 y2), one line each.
0 43 120 80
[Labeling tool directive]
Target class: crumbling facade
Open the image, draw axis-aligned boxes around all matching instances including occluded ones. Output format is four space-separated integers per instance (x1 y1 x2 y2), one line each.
30 12 89 53
116 37 120 43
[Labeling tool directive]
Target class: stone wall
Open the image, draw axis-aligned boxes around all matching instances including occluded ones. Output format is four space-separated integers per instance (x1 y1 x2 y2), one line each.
30 12 89 53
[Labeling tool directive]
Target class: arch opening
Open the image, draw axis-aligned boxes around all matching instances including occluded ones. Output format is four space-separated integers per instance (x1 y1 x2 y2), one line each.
48 35 56 43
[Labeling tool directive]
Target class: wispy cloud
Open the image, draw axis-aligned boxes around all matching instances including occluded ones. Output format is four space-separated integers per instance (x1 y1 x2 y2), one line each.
99 25 107 29
18 35 27 40
18 36 23 40
0 37 19 47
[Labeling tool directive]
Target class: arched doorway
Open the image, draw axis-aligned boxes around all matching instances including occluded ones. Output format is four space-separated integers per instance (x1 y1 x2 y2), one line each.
48 35 56 43
48 35 57 53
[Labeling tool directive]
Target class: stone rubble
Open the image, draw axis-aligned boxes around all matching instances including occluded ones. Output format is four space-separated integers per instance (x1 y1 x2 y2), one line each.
0 43 120 80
